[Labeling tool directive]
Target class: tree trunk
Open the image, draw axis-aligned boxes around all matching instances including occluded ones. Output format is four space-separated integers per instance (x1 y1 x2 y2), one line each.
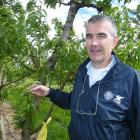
47 2 80 70
0 117 6 140
21 122 31 140
61 2 80 41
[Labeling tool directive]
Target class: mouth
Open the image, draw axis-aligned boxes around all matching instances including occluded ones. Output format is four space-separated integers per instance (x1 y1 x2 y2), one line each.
89 49 102 54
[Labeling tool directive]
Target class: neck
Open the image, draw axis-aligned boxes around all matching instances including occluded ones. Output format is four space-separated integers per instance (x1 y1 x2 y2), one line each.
91 57 112 69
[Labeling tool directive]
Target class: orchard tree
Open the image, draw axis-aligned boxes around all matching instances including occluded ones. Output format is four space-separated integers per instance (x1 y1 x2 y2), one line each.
0 1 85 139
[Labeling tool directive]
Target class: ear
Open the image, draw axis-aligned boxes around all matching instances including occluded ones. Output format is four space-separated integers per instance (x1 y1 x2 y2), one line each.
113 35 119 48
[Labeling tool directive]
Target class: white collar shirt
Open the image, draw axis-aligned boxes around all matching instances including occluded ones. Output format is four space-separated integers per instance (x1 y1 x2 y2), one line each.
86 55 116 87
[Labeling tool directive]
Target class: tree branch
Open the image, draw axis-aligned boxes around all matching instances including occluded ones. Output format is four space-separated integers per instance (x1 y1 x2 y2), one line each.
0 73 33 90
79 3 103 13
57 0 71 6
30 103 54 135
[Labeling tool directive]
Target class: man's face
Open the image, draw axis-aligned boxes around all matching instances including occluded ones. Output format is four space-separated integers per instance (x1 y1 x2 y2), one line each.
85 21 118 68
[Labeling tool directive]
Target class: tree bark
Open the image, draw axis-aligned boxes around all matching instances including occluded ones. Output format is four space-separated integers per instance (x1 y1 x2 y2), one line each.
0 117 6 140
47 2 80 70
61 2 80 41
21 122 31 140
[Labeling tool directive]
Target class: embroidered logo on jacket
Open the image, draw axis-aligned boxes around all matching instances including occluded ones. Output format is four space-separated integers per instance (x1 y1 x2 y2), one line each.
113 95 124 105
104 91 114 101
104 91 124 105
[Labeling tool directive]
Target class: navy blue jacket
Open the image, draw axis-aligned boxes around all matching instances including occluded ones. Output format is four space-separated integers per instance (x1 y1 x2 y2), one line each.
48 54 140 140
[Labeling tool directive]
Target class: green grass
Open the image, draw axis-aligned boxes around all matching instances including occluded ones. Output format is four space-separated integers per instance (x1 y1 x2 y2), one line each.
3 80 71 140
40 100 70 140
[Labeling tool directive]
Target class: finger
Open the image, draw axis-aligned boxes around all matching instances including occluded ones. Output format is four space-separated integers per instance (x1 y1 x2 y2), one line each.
28 84 39 91
34 81 41 84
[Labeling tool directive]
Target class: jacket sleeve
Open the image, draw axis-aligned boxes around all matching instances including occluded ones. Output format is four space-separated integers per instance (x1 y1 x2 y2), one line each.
48 88 71 109
129 71 140 140
47 65 82 110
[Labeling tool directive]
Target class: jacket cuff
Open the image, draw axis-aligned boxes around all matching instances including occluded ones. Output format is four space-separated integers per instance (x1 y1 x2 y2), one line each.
46 88 57 98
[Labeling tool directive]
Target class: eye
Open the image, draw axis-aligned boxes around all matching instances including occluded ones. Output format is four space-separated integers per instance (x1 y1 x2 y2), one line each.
86 34 93 39
97 33 107 39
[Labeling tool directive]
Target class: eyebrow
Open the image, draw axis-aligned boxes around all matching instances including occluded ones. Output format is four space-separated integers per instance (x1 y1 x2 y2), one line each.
86 33 92 37
86 32 108 37
97 32 107 36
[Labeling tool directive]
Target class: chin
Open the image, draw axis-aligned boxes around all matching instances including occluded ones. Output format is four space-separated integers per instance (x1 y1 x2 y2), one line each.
90 56 102 62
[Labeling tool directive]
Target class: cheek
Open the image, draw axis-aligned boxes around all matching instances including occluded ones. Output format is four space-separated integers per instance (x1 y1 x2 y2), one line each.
106 39 115 48
85 40 91 46
85 42 91 50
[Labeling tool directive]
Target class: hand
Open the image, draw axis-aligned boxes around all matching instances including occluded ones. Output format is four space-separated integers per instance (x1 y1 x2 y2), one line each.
29 84 50 97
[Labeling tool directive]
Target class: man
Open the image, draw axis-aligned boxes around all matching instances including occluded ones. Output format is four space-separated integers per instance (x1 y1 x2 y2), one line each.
30 15 140 140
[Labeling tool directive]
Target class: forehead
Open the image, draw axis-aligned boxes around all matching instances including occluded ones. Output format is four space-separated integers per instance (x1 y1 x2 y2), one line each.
86 21 113 34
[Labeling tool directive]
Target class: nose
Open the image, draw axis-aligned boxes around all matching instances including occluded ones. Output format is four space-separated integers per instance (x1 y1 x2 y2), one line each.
91 38 98 46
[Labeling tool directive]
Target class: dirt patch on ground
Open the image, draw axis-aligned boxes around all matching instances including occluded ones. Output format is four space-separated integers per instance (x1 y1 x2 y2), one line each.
0 102 21 140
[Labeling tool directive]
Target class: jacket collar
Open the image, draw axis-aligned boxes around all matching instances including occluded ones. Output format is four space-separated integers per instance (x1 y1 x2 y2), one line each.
79 51 121 77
